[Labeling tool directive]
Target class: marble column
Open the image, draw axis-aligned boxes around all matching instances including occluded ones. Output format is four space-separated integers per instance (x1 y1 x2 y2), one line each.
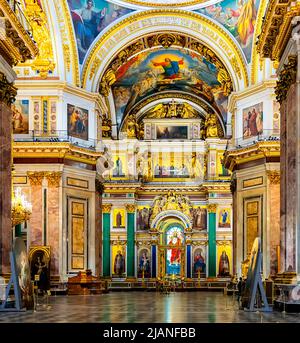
208 204 217 277
0 71 17 275
126 204 136 280
102 204 112 277
27 172 44 246
46 172 62 276
95 179 103 277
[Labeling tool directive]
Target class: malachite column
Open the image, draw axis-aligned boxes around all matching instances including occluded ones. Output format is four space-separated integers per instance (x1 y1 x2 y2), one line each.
102 204 112 277
126 204 136 279
208 204 217 277
15 224 22 238
186 244 192 278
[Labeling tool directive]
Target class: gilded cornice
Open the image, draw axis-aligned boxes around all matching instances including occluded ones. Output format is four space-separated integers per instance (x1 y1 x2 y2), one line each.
45 171 62 187
201 182 231 193
216 240 232 246
0 1 38 63
0 71 17 105
223 141 280 172
82 10 248 88
228 80 277 113
267 170 280 184
27 171 45 185
275 55 297 104
257 0 300 61
117 0 206 7
13 142 102 165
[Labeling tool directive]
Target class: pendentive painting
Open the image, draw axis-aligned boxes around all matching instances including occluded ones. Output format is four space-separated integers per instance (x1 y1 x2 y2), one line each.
197 0 260 62
67 104 89 140
68 0 132 63
243 102 263 138
12 100 29 134
112 49 229 125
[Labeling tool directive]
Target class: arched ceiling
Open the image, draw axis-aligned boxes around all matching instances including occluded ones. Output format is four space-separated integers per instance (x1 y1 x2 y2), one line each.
67 0 261 66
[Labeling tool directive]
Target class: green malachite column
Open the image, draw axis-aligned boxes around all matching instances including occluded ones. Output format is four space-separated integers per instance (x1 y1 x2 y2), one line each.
126 204 135 279
102 204 112 277
208 204 217 277
15 224 22 238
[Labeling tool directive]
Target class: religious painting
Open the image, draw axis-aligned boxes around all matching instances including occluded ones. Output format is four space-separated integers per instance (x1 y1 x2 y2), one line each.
165 226 185 275
152 152 192 179
273 100 280 134
243 102 263 138
113 208 125 228
29 246 50 293
156 125 188 140
68 0 132 63
137 248 151 278
67 104 89 140
193 247 206 278
218 208 231 228
136 206 150 231
111 155 126 177
12 100 29 134
192 207 207 231
112 49 228 125
197 0 260 62
217 245 232 277
112 245 126 277
245 199 260 255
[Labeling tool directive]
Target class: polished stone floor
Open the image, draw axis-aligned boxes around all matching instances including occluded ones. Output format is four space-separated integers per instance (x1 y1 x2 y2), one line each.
0 291 299 323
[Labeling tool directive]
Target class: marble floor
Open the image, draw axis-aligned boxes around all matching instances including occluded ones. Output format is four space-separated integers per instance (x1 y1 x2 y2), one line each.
0 291 299 323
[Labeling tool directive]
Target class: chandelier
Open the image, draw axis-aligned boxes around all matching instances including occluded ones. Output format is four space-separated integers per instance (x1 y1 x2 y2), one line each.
11 187 32 227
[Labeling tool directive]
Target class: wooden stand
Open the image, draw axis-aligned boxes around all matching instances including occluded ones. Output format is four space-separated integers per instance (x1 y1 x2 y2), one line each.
68 270 105 295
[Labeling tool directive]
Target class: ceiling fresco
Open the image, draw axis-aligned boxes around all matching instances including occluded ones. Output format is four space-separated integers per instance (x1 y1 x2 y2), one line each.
67 0 133 63
196 0 259 62
112 48 229 125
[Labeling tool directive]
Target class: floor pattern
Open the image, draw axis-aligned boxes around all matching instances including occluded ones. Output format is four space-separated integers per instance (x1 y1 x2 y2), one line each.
0 291 299 323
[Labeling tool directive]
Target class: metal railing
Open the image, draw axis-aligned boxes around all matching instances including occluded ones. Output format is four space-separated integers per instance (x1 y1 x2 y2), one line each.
6 0 33 39
227 129 280 151
14 130 98 151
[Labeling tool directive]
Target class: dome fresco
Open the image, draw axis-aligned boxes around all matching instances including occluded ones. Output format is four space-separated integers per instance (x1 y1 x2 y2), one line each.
67 0 261 65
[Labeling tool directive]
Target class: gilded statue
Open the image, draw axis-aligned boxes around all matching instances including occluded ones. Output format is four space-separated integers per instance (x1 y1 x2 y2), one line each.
205 114 218 138
150 191 193 223
125 114 138 138
147 103 168 118
146 102 198 119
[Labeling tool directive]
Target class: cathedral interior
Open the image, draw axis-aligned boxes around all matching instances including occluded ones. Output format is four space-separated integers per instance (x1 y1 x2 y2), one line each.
0 0 300 323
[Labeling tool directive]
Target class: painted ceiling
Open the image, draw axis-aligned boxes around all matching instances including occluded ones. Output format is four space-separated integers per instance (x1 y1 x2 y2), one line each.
67 0 261 64
112 48 228 125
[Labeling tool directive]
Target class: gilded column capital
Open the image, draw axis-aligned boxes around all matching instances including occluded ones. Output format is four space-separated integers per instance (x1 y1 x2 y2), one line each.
102 204 113 213
0 72 17 106
125 204 136 213
27 172 45 186
267 170 280 185
207 204 218 213
45 172 62 187
275 55 297 104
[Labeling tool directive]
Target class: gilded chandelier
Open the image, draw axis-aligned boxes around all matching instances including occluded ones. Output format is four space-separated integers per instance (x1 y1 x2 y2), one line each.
11 187 32 227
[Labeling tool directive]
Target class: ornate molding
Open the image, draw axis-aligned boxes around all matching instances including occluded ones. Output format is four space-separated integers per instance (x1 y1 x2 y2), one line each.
27 171 45 186
125 204 136 213
102 203 113 213
216 240 232 246
207 204 217 213
0 72 17 105
257 0 300 61
275 55 297 104
45 172 62 187
267 170 280 184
